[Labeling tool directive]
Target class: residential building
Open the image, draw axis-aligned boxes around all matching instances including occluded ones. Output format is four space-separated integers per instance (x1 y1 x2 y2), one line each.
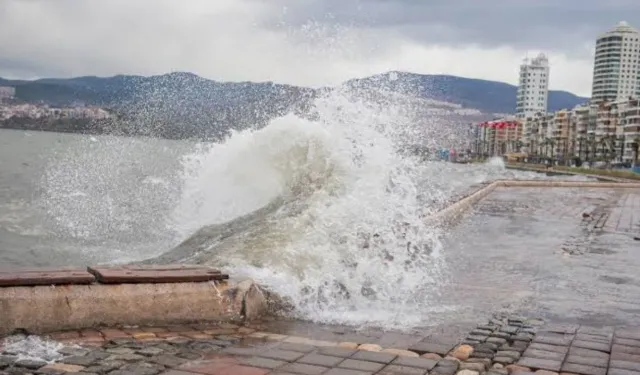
591 21 640 102
515 53 550 120
620 98 640 162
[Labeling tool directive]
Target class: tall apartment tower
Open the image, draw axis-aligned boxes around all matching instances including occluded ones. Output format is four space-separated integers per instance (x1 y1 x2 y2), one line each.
515 53 550 119
591 21 640 102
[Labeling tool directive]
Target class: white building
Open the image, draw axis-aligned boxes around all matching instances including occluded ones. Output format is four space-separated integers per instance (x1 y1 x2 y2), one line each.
591 21 640 102
515 53 550 120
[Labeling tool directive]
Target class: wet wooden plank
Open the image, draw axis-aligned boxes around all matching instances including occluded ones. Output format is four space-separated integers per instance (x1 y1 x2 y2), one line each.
87 265 229 284
0 268 96 287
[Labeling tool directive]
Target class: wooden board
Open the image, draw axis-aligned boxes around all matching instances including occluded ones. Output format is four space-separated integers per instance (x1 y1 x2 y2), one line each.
87 264 229 284
0 268 96 287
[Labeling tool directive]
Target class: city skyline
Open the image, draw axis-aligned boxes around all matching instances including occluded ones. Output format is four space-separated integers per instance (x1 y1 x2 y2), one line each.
1 1 640 97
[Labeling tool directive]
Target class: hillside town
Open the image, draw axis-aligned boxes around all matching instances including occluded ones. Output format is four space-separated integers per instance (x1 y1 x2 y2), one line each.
0 87 111 121
477 21 640 168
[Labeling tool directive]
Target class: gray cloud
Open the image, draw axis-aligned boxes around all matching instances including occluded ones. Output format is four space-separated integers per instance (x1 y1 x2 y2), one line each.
0 0 636 95
265 0 640 57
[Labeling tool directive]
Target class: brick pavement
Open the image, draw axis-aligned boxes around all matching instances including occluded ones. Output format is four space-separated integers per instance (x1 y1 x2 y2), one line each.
4 316 640 375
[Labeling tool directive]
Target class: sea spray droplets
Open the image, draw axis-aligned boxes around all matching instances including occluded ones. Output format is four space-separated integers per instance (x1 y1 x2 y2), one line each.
168 89 448 329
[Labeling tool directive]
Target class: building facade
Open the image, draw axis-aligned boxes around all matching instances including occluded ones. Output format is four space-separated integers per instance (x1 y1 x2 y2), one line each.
591 21 640 102
515 53 550 120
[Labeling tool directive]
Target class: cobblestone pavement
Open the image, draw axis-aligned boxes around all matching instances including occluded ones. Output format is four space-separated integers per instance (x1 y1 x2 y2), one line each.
4 316 640 375
431 187 640 327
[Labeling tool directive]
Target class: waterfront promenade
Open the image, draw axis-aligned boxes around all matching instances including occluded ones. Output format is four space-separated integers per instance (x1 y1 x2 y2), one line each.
2 179 640 375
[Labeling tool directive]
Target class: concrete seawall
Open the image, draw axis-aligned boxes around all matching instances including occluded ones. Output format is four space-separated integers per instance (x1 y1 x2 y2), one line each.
0 266 268 336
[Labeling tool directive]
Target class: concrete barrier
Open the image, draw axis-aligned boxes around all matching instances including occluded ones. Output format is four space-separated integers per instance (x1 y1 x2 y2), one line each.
0 279 268 336
429 179 640 225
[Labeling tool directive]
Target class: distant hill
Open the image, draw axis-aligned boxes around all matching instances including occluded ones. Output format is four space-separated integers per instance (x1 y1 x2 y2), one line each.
0 71 588 139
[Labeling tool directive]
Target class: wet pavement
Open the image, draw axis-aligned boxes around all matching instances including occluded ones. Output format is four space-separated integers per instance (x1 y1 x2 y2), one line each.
4 317 640 375
435 186 640 327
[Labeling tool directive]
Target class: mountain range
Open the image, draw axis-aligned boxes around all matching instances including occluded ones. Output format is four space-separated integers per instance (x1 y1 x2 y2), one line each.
0 71 588 139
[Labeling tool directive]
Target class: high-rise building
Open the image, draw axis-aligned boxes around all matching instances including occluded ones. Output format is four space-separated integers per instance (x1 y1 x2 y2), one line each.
515 53 550 120
591 21 640 103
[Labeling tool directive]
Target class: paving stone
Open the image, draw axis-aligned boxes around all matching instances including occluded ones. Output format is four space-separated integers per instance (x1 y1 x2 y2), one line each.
529 344 569 354
391 357 437 370
614 346 640 356
570 348 611 359
573 341 612 353
107 348 136 355
614 339 640 348
350 351 396 364
276 343 316 353
137 348 166 357
517 357 562 372
470 352 493 359
338 359 384 372
566 355 609 368
545 325 579 335
611 353 640 363
500 326 520 335
242 356 287 369
578 327 613 337
534 334 574 347
148 355 187 368
514 334 535 342
471 330 493 336
37 363 86 374
297 354 344 367
106 354 147 362
459 362 486 372
493 357 515 365
615 331 640 342
430 365 458 375
561 363 606 375
476 343 500 352
608 369 640 375
259 349 305 362
323 368 372 375
278 362 329 374
58 347 91 357
173 352 201 361
83 360 126 374
317 347 357 358
497 351 522 359
523 349 566 361
468 335 488 343
118 362 165 375
576 335 612 344
408 343 454 356
487 338 507 345
611 360 640 372
221 347 266 357
377 365 427 374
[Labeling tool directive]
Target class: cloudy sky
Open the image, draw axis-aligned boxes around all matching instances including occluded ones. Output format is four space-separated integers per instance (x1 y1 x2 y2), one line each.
1 0 639 97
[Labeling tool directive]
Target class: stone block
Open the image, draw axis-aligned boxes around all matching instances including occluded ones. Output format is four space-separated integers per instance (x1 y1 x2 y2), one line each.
323 368 374 375
338 359 385 372
276 343 316 353
494 356 516 364
517 357 562 372
377 365 427 374
576 335 612 344
610 360 640 372
297 354 344 367
570 348 610 359
318 347 357 358
611 352 640 363
613 345 640 356
522 349 566 361
565 355 609 368
614 339 640 348
608 370 640 375
351 351 396 364
534 334 573 347
560 363 606 375
259 349 304 362
242 356 287 369
278 362 329 375
391 357 437 370
529 344 569 354
573 341 611 353
408 342 454 356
